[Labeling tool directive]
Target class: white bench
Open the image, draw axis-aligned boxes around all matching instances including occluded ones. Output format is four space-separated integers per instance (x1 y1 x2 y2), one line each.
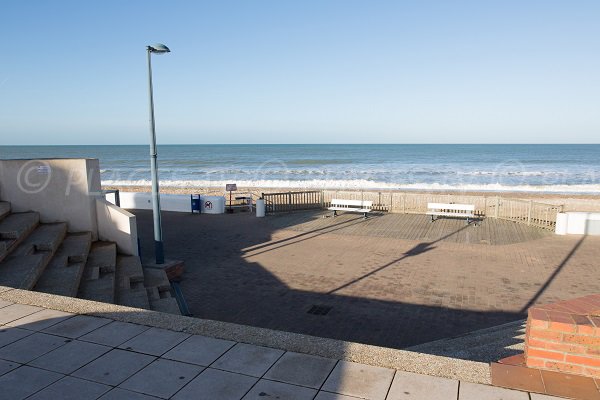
426 202 475 224
328 199 373 218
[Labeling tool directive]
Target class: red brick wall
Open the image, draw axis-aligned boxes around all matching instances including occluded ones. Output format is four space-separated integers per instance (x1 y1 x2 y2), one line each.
524 294 600 378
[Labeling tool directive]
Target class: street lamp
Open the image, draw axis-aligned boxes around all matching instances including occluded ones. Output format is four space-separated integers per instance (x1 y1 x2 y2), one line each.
147 43 170 264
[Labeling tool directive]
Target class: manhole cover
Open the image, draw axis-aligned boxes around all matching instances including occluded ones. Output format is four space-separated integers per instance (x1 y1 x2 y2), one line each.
307 305 332 315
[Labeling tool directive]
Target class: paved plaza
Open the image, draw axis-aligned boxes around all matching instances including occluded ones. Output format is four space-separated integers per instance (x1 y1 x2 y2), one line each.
135 210 600 356
0 298 567 399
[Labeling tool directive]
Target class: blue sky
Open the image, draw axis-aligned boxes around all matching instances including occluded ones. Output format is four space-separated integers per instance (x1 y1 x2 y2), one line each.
1 0 599 144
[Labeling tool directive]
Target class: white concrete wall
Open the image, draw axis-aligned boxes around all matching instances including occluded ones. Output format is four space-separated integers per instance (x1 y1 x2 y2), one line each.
96 198 139 256
555 212 600 235
0 158 101 239
118 192 193 212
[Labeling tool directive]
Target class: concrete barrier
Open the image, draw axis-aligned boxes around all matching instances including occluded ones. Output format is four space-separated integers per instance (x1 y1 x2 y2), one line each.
95 198 139 256
555 211 600 235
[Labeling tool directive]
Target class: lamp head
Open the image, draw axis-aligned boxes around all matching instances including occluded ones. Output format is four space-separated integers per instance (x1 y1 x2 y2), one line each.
147 43 170 54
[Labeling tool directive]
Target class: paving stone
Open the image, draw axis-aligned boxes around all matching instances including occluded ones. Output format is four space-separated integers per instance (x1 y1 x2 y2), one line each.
42 314 111 338
29 339 111 374
0 358 20 376
0 365 63 400
0 202 10 220
27 375 111 400
6 308 74 331
99 388 160 400
243 379 318 400
321 360 395 400
264 351 337 389
0 327 31 348
0 300 12 308
173 368 257 400
118 326 189 356
529 394 567 400
119 358 203 399
387 370 459 399
458 382 529 400
79 321 149 347
72 348 155 386
315 392 365 400
162 334 235 366
0 304 42 325
212 343 284 377
0 332 69 363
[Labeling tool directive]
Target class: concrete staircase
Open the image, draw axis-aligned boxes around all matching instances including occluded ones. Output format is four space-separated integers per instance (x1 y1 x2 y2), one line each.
0 201 180 314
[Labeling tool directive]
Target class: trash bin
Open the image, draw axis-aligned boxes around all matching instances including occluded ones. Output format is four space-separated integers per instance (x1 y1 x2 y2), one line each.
191 194 201 213
256 198 265 217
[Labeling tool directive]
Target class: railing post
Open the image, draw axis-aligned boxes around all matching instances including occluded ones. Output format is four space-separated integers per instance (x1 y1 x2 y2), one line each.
495 196 499 218
527 200 532 226
320 190 324 209
402 193 406 214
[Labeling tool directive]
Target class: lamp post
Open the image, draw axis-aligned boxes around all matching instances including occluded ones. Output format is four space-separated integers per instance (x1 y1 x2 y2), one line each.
147 43 170 264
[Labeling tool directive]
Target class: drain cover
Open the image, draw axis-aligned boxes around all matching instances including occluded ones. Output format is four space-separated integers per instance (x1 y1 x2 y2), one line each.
307 305 332 315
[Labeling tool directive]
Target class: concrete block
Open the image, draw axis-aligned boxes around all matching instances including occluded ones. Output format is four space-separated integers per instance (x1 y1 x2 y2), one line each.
27 376 111 400
30 340 111 374
118 327 189 356
11 222 66 255
0 365 63 400
86 242 116 271
78 272 116 304
117 255 144 285
172 368 257 400
264 351 337 389
387 370 459 399
143 268 171 292
79 321 149 347
211 343 284 377
163 335 235 367
119 358 203 399
321 361 395 400
117 286 150 309
243 379 317 400
72 349 156 386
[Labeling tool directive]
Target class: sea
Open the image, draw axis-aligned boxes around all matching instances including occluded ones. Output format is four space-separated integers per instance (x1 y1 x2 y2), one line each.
1 144 599 194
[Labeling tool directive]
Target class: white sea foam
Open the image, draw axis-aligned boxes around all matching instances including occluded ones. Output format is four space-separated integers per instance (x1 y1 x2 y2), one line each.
102 179 600 194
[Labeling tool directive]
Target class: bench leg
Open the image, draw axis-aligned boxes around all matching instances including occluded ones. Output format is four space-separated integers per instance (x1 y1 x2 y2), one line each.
363 212 367 219
333 210 337 217
430 215 434 222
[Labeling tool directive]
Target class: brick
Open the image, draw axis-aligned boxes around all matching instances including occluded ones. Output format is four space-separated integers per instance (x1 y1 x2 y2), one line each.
544 361 584 375
567 299 599 314
572 314 596 335
528 337 586 354
566 355 600 368
529 308 549 326
564 334 600 347
581 295 600 309
546 311 576 333
589 316 600 328
585 367 600 379
586 347 600 356
526 348 565 362
529 329 562 342
526 357 546 368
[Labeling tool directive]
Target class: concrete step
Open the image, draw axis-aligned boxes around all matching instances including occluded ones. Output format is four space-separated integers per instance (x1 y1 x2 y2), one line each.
82 242 116 280
116 255 151 309
143 268 171 293
78 242 117 304
0 212 40 263
118 286 150 309
150 297 181 315
78 273 115 304
0 202 10 221
34 232 92 297
0 223 67 290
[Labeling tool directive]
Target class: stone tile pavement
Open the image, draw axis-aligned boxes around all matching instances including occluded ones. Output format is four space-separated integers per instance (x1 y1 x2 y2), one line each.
0 299 565 399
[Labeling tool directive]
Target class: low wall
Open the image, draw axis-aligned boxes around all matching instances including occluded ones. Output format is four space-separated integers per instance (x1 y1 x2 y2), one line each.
118 192 193 213
95 198 138 256
0 158 101 239
555 212 600 235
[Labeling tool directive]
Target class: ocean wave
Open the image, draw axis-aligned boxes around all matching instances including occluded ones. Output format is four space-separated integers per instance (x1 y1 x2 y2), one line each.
101 179 600 194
